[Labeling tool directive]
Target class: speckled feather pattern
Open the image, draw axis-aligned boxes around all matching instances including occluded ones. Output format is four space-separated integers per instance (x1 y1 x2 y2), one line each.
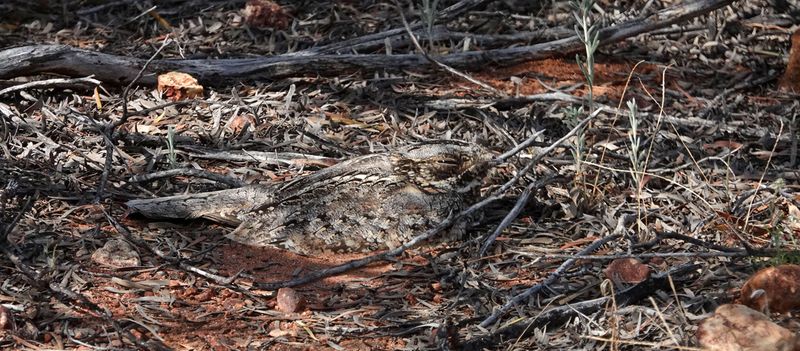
127 142 492 254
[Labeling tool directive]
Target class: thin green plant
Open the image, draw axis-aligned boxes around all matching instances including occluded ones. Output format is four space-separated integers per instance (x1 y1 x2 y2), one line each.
573 0 600 111
166 125 177 168
571 0 600 188
565 105 587 185
626 98 647 238
627 99 645 192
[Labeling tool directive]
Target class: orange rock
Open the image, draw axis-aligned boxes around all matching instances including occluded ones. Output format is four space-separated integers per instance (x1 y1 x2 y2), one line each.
779 28 800 93
697 304 800 351
739 264 800 314
156 71 204 101
603 258 650 284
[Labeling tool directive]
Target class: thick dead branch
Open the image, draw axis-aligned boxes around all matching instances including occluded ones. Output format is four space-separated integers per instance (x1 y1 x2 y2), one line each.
0 0 735 86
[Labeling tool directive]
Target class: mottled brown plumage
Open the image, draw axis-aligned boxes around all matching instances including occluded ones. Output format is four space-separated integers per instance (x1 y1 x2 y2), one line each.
126 141 492 254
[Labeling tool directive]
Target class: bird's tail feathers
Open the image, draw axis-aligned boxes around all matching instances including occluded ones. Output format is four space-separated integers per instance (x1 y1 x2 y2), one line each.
126 185 273 224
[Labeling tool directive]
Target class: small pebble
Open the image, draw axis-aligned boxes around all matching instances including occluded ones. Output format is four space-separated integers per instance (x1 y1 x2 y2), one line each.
276 287 305 313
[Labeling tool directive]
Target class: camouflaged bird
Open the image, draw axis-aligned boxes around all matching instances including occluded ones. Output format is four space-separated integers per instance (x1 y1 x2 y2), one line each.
126 141 493 254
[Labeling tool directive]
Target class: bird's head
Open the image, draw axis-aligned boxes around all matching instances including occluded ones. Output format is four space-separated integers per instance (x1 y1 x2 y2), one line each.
392 141 495 194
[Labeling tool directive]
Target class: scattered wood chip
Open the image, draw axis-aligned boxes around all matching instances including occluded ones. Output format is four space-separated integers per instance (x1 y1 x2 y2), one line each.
276 287 305 313
227 114 255 134
268 327 296 338
0 305 12 330
697 304 800 351
739 264 800 314
243 0 290 29
91 239 141 269
702 140 743 153
603 258 650 284
157 72 204 100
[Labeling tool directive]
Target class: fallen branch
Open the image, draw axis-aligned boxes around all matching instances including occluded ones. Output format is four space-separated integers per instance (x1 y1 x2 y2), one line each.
0 0 736 86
